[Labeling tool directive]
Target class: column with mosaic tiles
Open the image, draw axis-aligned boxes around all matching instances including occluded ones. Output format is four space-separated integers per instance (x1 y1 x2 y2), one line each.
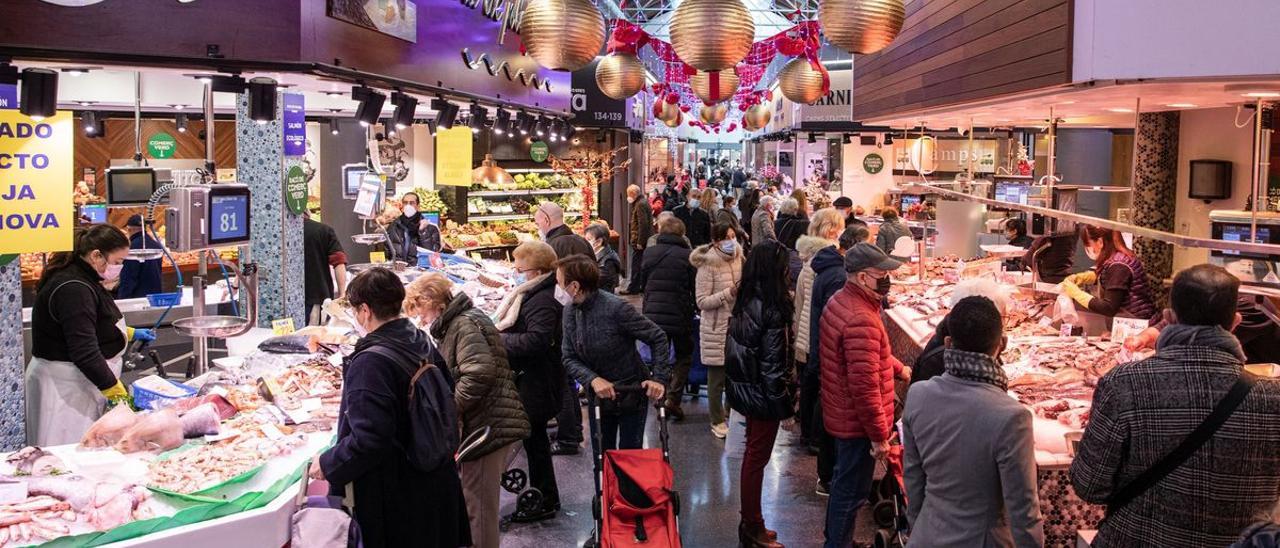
236 93 305 328
0 261 23 450
1131 111 1180 308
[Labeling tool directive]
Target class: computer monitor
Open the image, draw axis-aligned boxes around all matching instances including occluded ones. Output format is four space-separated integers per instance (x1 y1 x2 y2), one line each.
106 167 159 206
994 182 1030 205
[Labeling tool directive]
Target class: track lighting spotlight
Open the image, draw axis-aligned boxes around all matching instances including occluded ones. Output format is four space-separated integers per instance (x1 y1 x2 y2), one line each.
175 113 188 133
808 132 817 144
353 86 387 127
432 98 459 130
19 68 57 120
390 92 417 129
534 117 547 137
329 118 340 135
247 77 277 124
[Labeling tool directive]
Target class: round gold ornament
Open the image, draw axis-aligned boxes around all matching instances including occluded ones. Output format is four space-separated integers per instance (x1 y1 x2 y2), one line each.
662 111 684 128
656 101 681 123
519 0 607 72
595 52 646 100
742 104 772 131
778 58 828 105
699 104 728 124
669 0 755 72
690 69 740 104
818 0 906 55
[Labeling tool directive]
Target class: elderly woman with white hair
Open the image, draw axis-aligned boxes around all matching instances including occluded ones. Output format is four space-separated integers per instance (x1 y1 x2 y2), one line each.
909 278 1012 385
750 195 778 245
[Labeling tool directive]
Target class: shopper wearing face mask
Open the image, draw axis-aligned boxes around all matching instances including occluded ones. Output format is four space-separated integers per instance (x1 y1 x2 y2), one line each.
642 215 698 421
386 192 425 264
27 224 155 445
405 272 530 548
1060 225 1157 321
535 202 593 261
557 255 670 453
674 189 712 248
690 221 745 439
585 223 621 294
491 241 564 524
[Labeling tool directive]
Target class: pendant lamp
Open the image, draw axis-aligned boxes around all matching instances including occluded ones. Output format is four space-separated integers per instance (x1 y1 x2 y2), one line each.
818 0 906 55
656 101 681 123
663 111 684 128
595 52 646 100
778 58 828 105
699 104 728 124
473 154 515 187
669 0 754 72
743 104 772 131
519 0 606 72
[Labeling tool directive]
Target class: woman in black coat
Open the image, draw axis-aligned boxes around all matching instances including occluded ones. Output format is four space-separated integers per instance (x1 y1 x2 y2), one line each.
494 241 564 523
725 240 795 548
314 268 470 548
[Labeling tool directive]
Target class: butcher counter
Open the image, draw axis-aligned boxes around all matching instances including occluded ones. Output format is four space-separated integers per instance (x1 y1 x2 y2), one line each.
882 279 1106 546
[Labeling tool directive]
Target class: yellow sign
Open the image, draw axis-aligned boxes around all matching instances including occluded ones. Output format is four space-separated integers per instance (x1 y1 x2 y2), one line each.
271 318 296 336
0 110 73 253
369 251 386 263
434 126 473 186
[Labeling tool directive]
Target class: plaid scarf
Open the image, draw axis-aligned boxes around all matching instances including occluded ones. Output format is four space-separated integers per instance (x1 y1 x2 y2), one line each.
944 349 1008 390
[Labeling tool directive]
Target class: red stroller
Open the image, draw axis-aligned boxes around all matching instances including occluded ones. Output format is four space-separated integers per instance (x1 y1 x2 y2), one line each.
589 386 682 548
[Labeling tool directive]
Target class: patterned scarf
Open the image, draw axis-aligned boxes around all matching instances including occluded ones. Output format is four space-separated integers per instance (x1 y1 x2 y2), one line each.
944 349 1009 390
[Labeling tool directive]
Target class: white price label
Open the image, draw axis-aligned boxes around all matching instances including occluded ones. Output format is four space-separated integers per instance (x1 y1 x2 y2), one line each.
260 422 284 440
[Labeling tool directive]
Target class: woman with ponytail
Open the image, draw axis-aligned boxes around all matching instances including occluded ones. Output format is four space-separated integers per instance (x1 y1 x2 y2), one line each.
27 223 153 445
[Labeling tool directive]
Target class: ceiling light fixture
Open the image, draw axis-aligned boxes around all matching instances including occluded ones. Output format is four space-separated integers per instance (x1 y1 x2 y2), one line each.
322 91 346 98
469 104 488 134
175 113 188 133
534 117 547 137
82 110 97 133
390 92 417 129
383 118 397 137
19 68 58 121
807 132 817 144
1244 91 1280 98
329 118 340 135
1166 103 1197 108
352 86 387 127
1104 107 1134 113
431 98 458 129
247 77 278 124
61 67 90 77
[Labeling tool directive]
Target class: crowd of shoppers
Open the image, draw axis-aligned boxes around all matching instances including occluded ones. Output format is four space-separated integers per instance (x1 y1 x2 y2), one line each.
312 185 1280 548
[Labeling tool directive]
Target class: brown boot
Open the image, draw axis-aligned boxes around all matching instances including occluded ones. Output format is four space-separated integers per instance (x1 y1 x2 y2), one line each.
738 522 784 548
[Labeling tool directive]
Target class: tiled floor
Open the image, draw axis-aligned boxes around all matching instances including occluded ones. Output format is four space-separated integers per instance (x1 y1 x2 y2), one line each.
497 394 875 548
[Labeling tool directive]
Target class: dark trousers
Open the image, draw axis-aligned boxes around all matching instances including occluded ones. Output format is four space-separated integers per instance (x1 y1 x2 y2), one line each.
804 365 835 483
625 246 646 293
740 416 781 527
523 413 560 508
664 331 695 410
588 403 648 453
554 373 584 445
824 437 876 548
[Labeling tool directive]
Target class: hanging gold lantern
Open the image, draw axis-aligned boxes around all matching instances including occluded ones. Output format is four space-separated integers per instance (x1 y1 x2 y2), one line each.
519 0 607 72
778 58 828 105
690 69 740 104
743 104 772 131
595 52 646 100
663 111 684 128
669 0 755 72
818 0 906 55
699 104 728 124
472 154 515 187
656 101 680 123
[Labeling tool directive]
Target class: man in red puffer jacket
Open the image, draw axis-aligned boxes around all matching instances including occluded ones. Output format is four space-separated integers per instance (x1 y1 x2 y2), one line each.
818 242 910 548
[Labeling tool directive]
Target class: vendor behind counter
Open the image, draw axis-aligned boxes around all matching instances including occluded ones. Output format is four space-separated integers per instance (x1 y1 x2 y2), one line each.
1060 225 1157 321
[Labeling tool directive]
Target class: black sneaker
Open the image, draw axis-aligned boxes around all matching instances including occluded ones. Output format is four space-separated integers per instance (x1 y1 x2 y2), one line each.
551 442 581 456
504 505 557 524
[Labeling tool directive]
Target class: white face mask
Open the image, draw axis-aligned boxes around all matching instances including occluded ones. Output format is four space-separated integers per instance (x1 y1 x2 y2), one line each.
102 263 123 281
554 285 573 306
1086 246 1100 261
351 306 370 337
402 205 418 218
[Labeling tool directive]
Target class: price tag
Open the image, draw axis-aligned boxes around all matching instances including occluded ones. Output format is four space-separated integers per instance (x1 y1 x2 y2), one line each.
271 318 295 336
300 397 323 412
327 352 345 367
0 481 29 505
283 407 312 425
1110 317 1150 344
260 422 284 440
369 251 386 263
1060 323 1074 337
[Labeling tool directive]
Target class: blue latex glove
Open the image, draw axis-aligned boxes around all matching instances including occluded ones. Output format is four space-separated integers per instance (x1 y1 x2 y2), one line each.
133 328 156 343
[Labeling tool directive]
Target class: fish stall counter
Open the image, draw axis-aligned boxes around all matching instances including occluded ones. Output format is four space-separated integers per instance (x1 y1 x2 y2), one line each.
344 250 517 317
0 327 349 548
883 276 1122 545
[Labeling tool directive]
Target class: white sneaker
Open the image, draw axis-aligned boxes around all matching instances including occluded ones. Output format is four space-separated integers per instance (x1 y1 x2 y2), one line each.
711 422 728 439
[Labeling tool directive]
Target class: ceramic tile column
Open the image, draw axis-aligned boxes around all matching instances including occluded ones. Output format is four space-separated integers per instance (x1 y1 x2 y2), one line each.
1131 111 1180 308
236 94 305 328
0 261 23 450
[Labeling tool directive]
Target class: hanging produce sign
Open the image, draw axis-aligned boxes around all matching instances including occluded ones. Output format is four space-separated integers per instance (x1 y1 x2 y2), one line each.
435 127 473 186
0 110 73 253
284 165 308 215
282 93 306 157
863 153 884 174
0 84 15 110
530 141 549 162
147 132 176 159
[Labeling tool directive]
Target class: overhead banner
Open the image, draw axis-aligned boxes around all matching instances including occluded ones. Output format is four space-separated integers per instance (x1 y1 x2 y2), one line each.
434 126 473 186
0 110 73 253
283 93 306 157
571 58 627 128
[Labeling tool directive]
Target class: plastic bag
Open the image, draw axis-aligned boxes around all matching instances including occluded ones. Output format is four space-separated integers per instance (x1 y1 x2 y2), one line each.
1052 293 1079 326
81 404 138 448
115 409 183 453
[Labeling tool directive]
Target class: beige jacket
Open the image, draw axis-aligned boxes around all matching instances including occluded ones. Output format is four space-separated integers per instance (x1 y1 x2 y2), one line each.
689 242 744 366
793 235 837 363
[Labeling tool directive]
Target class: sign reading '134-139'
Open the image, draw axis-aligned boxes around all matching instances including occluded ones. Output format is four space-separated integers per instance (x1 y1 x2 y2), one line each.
0 109 73 253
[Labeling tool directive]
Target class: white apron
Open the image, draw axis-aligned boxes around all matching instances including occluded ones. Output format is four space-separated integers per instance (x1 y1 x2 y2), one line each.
25 314 126 447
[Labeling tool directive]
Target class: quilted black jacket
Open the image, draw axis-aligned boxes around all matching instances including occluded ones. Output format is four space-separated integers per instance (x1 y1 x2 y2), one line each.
725 297 795 421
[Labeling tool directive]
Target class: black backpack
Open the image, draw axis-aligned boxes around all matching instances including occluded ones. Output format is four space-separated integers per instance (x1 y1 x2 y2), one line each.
365 347 460 472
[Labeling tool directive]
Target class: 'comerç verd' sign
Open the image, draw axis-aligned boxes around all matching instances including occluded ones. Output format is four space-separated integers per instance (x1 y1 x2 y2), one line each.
0 111 74 253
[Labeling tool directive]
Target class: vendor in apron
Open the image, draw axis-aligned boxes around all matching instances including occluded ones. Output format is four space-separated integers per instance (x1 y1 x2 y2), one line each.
27 224 156 446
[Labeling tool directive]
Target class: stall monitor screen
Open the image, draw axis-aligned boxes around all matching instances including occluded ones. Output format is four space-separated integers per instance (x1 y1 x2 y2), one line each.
106 168 159 205
995 182 1029 205
1217 225 1273 258
80 204 107 224
899 195 922 210
209 192 249 245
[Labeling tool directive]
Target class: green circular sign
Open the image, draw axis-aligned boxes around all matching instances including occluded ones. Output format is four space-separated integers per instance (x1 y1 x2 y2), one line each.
863 153 885 175
285 165 308 215
147 132 177 159
530 141 549 163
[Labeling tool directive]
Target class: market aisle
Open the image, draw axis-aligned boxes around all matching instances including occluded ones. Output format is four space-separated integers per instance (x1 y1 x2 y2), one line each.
498 394 871 547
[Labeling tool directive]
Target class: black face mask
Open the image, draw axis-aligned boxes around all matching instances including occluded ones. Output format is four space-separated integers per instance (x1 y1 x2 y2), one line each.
875 274 892 297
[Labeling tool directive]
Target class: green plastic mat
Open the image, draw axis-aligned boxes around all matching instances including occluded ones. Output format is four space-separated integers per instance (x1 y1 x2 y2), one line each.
146 463 265 502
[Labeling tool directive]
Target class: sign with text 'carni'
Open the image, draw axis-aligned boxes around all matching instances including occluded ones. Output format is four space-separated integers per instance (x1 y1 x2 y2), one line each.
0 110 73 253
798 69 852 126
283 93 306 157
571 58 626 128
